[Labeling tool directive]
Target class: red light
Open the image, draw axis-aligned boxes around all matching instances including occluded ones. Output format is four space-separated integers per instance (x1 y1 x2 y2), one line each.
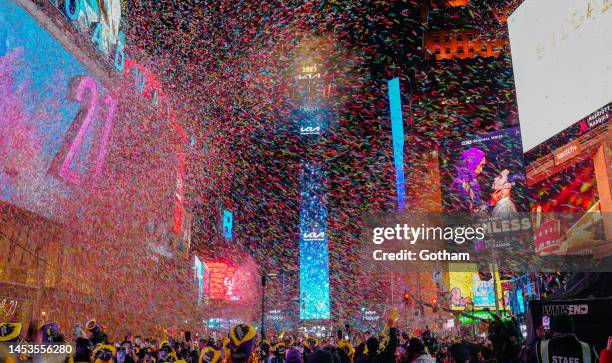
432 298 438 305
402 292 410 301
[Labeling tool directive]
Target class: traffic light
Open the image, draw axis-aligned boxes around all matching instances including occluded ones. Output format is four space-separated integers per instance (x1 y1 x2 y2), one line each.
478 271 492 281
432 297 438 312
402 291 410 303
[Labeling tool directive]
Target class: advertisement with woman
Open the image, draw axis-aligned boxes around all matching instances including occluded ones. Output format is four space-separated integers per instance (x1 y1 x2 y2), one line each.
441 127 528 216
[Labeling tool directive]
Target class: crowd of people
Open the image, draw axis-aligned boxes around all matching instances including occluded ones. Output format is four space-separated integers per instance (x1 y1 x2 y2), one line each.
1 311 610 363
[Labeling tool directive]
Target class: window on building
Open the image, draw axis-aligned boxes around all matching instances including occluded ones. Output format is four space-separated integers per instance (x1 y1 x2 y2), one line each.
481 44 487 51
445 48 451 54
457 46 464 53
434 48 441 54
434 36 440 43
457 35 463 41
492 45 497 51
467 34 474 41
445 35 451 42
469 48 474 53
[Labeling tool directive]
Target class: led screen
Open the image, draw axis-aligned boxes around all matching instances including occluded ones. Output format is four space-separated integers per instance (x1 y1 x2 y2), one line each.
223 210 233 239
0 0 110 220
1 0 182 259
299 163 331 320
508 0 612 151
387 77 406 211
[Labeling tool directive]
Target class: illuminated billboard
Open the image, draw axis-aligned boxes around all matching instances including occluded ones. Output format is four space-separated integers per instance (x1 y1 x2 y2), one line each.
0 0 112 220
194 256 205 304
508 0 612 151
1 0 185 257
449 264 510 311
449 264 476 310
204 259 258 303
299 163 331 320
223 210 233 239
387 77 406 211
292 62 334 136
440 127 527 214
206 261 236 300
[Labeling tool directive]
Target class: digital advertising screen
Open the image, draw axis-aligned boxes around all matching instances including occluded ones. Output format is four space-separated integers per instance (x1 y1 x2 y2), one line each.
299 163 331 320
0 0 112 220
449 264 477 311
194 255 206 304
508 0 612 151
449 264 508 311
440 127 528 215
203 259 258 303
1 0 184 255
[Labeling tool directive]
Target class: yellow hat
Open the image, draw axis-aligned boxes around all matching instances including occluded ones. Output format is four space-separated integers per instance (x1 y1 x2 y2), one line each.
0 323 22 342
338 339 355 357
92 344 116 363
199 346 222 363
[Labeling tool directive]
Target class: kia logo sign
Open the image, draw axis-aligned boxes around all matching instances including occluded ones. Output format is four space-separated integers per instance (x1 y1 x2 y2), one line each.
297 73 321 80
302 232 325 241
300 126 321 135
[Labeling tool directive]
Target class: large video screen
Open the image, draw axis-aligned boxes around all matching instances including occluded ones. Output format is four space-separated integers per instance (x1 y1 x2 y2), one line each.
1 0 182 260
508 0 612 151
299 163 331 320
440 127 528 214
0 0 110 220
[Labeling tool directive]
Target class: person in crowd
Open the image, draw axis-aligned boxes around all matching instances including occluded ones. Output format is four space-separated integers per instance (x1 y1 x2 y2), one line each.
91 343 117 363
303 337 320 362
228 324 258 363
487 314 522 363
86 319 109 346
337 335 355 363
600 337 612 363
0 322 22 363
286 348 302 363
200 345 223 363
258 339 272 363
303 349 332 363
354 313 398 363
404 338 435 363
272 338 287 363
445 343 471 363
532 315 599 363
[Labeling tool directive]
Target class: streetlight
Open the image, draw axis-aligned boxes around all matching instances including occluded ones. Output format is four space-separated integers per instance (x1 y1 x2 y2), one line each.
465 301 476 339
261 273 278 340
